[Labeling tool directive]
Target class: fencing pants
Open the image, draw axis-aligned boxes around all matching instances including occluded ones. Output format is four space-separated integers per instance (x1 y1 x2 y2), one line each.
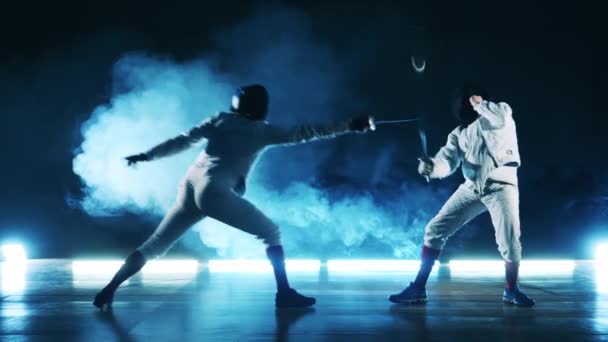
137 167 282 259
423 181 522 263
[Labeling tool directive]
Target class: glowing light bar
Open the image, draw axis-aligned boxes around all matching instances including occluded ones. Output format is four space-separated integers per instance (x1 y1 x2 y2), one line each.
69 258 581 276
1 244 27 262
142 260 199 274
327 260 426 272
596 243 608 294
72 260 200 274
449 259 576 277
521 260 576 274
596 243 608 264
597 268 608 294
207 260 320 273
72 260 123 275
285 260 321 272
72 259 200 286
1 262 26 293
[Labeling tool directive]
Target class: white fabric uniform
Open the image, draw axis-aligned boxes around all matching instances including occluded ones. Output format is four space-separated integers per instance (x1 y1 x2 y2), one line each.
137 112 354 259
423 100 523 262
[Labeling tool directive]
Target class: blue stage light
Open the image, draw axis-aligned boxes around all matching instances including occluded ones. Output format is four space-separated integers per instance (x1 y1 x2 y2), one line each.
1 243 27 262
596 243 608 264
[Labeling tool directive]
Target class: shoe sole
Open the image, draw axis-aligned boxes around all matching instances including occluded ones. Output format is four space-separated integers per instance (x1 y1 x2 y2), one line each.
93 294 113 312
276 302 316 309
276 297 317 309
502 297 535 307
389 297 427 304
93 301 113 312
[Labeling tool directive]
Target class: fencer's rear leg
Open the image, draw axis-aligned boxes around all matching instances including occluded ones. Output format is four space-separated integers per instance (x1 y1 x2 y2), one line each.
204 190 315 308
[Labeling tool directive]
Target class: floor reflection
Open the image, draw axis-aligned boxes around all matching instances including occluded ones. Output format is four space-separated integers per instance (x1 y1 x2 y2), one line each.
1 259 607 340
389 304 430 340
594 262 608 334
274 308 315 342
596 262 608 294
1 261 26 294
97 310 139 342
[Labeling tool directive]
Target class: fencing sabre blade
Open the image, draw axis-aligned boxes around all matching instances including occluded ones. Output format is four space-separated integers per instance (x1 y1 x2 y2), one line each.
369 117 418 131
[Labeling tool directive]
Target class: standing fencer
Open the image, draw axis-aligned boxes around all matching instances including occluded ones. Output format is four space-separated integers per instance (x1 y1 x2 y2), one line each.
389 84 535 307
93 84 372 310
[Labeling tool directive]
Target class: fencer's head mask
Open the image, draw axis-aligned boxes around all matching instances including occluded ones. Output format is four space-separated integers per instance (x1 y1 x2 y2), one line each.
231 84 269 120
451 83 489 126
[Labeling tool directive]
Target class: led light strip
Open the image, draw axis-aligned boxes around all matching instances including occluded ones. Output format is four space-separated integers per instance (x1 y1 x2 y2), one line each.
207 260 320 272
327 259 427 272
449 259 576 277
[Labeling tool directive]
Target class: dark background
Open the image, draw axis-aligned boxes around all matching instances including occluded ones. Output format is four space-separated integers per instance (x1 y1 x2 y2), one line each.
0 1 602 259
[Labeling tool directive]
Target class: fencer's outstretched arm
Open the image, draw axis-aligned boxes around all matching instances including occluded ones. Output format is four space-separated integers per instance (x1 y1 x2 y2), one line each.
126 114 221 165
264 116 371 146
473 100 512 128
425 128 462 179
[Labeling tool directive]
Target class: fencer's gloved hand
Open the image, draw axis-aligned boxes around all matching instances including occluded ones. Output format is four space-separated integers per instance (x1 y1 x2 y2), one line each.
417 157 434 177
125 153 149 166
349 115 373 133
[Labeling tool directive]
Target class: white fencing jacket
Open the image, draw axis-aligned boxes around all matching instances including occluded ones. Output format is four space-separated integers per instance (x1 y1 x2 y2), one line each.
144 112 354 189
429 100 520 187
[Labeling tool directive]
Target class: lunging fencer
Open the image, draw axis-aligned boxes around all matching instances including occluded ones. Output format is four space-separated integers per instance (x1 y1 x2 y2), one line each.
93 84 372 310
389 84 535 307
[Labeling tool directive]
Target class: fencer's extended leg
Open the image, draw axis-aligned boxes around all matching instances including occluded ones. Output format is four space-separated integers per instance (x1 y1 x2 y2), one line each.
482 184 534 307
390 183 486 304
93 251 146 311
94 183 203 311
202 188 315 308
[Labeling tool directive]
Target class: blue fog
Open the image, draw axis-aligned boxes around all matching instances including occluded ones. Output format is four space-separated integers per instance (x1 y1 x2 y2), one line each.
73 8 448 258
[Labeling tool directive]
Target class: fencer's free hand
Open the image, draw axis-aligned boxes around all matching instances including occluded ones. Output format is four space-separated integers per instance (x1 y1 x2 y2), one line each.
350 115 374 133
125 153 149 167
417 157 433 182
469 95 483 107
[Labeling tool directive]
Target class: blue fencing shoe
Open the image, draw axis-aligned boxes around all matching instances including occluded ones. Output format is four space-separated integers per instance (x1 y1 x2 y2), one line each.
503 287 535 307
389 282 427 304
276 288 316 308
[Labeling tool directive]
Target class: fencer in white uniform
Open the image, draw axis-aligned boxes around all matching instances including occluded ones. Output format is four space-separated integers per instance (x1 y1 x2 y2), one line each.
94 84 372 310
389 84 535 307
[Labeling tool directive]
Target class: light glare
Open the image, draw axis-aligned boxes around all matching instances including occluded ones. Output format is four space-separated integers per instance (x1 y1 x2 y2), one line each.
72 261 123 275
449 259 575 277
1 262 26 293
1 244 27 262
596 243 608 264
207 260 320 273
142 260 199 274
596 243 608 294
327 259 426 272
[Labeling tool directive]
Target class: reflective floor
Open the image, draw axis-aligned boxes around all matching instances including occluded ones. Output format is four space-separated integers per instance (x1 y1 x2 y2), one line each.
1 260 607 341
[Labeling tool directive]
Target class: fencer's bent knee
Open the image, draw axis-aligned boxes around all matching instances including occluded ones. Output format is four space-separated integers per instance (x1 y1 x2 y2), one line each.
497 235 522 263
423 218 450 250
258 226 282 247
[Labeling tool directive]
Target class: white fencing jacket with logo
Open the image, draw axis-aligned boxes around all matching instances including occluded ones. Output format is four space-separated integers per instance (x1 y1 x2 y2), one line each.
429 100 520 187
